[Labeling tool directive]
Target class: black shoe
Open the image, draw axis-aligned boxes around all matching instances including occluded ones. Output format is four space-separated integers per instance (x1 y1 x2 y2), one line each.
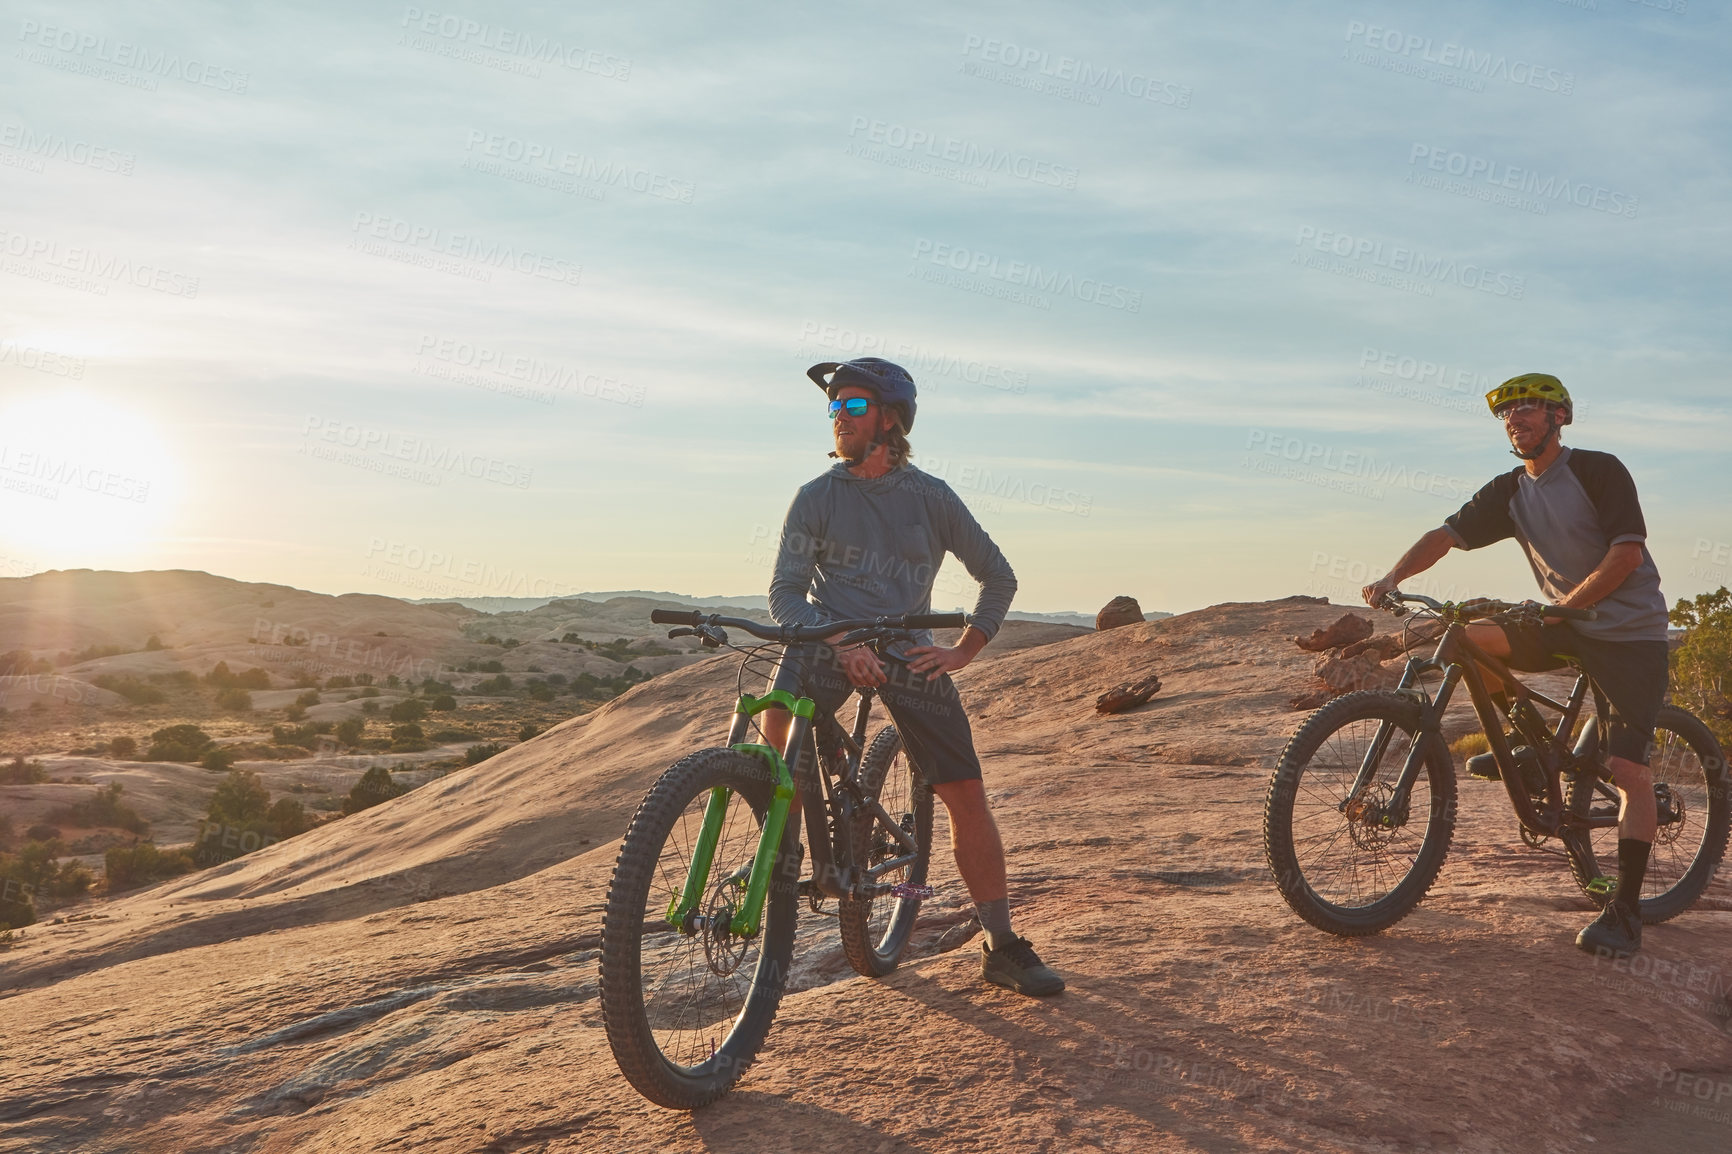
981 936 1065 997
1467 746 1547 795
1576 900 1642 958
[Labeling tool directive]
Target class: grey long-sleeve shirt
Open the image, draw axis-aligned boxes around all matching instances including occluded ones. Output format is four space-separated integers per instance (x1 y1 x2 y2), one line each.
769 462 1017 654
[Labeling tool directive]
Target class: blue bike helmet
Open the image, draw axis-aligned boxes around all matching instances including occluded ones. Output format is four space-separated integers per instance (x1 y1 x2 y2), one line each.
807 358 918 432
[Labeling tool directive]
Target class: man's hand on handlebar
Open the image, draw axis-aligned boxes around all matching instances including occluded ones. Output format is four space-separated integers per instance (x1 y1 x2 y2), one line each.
834 642 888 687
1363 575 1399 611
904 643 971 679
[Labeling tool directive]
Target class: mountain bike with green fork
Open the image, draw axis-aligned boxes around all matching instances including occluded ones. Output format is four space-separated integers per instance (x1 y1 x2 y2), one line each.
1264 592 1731 937
599 607 966 1109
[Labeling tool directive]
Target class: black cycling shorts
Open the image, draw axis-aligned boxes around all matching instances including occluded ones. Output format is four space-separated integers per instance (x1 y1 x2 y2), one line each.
768 643 984 785
1501 620 1669 764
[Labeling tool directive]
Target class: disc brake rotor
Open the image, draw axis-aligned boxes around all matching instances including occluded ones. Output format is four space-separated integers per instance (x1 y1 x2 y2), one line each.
701 874 750 977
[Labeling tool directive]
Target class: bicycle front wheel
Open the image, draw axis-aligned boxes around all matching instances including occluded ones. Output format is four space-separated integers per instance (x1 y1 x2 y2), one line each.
1264 691 1457 936
1564 705 1732 923
599 748 798 1110
838 726 934 977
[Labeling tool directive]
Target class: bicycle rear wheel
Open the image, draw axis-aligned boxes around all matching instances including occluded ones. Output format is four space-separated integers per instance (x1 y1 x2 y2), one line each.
838 726 934 977
599 748 798 1109
1564 705 1732 923
1264 691 1457 936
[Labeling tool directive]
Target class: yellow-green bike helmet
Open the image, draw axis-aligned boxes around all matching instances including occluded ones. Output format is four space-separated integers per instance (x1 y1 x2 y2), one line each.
1485 373 1572 425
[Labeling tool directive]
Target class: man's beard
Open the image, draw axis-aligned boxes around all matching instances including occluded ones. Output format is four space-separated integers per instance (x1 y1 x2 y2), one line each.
830 428 878 463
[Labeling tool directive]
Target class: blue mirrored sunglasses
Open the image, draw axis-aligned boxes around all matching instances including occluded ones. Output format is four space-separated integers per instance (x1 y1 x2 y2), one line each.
827 396 875 419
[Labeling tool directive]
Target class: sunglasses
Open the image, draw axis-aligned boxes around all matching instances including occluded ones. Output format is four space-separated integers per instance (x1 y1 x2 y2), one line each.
1494 400 1549 421
827 397 877 419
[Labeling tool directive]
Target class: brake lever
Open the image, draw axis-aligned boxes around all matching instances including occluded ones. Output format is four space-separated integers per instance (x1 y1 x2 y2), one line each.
667 627 696 639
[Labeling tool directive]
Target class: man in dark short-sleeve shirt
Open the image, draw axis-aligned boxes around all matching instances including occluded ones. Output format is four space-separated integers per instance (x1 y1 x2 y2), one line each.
1364 374 1669 958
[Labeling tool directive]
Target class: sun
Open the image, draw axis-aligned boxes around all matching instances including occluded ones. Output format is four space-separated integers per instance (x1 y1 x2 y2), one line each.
0 390 182 560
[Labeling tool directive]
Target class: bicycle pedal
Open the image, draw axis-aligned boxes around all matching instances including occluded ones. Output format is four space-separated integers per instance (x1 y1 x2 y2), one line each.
890 882 935 900
1586 876 1619 897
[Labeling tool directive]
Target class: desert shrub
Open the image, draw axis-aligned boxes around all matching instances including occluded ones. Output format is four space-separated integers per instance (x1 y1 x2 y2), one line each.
104 842 194 891
92 675 165 705
144 635 164 650
216 687 253 711
518 723 542 742
335 718 365 747
295 690 321 708
429 726 479 742
465 743 503 765
283 703 307 722
429 694 456 712
473 675 514 695
544 673 567 686
145 725 213 763
202 748 237 773
1450 733 1490 761
343 766 405 814
385 675 400 688
325 675 354 690
1672 586 1732 749
560 633 580 644
420 678 455 695
61 643 129 665
3 756 49 784
388 698 427 723
270 723 330 750
267 797 311 837
390 723 428 752
109 736 138 759
0 876 36 928
26 823 58 842
149 670 198 689
0 650 51 675
193 768 310 866
46 782 147 833
359 686 380 698
205 662 270 690
360 700 378 714
354 673 373 686
207 768 269 826
526 681 555 702
502 638 521 649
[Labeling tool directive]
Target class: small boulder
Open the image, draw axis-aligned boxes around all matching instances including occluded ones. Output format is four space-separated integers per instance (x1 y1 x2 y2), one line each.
1096 673 1163 715
1096 596 1145 631
1312 649 1401 694
1294 613 1374 652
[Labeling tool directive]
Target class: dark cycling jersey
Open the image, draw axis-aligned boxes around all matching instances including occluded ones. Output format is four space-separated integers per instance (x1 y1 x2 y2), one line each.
1443 446 1667 643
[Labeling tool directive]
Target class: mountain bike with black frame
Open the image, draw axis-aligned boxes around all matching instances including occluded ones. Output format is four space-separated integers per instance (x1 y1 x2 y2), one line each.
599 608 963 1109
1264 592 1730 937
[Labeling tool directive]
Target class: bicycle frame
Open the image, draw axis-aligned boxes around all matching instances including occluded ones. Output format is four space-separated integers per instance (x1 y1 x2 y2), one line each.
1346 617 1617 839
663 667 923 940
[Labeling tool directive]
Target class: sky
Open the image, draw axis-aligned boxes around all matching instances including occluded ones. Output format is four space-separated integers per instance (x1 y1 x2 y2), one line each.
0 0 1727 616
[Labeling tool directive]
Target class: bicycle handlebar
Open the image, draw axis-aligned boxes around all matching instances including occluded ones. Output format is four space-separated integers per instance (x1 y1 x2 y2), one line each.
648 608 968 642
1382 591 1597 622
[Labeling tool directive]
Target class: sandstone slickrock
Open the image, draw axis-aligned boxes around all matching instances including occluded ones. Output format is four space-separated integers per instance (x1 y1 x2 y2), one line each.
1293 612 1374 652
1095 673 1163 714
1095 596 1144 631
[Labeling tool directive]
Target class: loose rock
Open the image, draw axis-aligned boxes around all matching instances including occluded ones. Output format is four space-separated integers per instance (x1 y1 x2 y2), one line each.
1095 596 1145 631
1096 673 1163 714
1294 613 1374 652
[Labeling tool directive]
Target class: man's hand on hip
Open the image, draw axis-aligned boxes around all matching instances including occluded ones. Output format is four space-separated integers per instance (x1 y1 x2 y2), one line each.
905 644 972 679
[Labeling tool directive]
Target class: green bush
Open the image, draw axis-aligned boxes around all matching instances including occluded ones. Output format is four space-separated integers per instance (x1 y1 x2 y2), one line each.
473 675 514 695
389 698 427 723
360 700 378 714
343 766 405 814
325 675 354 689
335 718 365 747
2 756 49 784
429 694 456 712
92 675 166 705
390 723 428 752
145 725 214 763
145 635 164 651
105 842 194 891
216 687 253 711
359 686 380 698
109 736 138 759
526 681 555 702
354 673 374 686
295 690 322 708
544 673 567 686
46 782 147 833
1672 586 1732 749
283 703 307 722
202 748 238 773
518 723 542 742
465 743 504 765
0 650 52 675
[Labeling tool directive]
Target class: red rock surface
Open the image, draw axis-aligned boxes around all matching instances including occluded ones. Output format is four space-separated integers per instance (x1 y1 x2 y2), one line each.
2 599 1728 1153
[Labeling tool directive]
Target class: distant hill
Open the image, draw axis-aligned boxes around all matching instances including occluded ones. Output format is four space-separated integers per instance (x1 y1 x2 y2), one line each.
412 596 1170 627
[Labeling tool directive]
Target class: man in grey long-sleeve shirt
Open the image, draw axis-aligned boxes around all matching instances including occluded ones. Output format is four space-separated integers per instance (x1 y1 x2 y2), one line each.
760 356 1064 997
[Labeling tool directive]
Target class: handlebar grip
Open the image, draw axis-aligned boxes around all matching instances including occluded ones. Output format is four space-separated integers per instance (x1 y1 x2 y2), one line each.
649 609 702 626
904 613 969 629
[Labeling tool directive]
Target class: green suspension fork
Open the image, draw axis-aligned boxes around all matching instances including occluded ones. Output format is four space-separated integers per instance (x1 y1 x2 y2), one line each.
665 690 814 938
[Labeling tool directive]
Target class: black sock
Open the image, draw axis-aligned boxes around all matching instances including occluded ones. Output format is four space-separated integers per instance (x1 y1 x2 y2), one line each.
1616 838 1651 912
